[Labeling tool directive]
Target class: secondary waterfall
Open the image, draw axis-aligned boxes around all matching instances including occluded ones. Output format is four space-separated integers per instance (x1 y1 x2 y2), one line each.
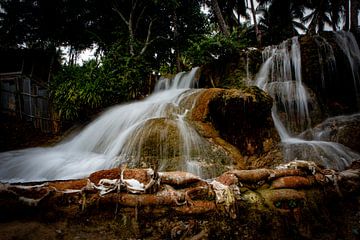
333 31 360 107
255 35 360 170
0 67 224 182
313 34 336 88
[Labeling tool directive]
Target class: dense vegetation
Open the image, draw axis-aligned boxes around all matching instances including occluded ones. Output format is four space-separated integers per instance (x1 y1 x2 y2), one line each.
0 0 359 121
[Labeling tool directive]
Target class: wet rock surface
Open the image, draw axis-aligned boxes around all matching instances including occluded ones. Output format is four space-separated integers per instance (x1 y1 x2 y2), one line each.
191 87 281 169
300 113 360 153
300 33 360 117
1 160 360 239
77 87 280 178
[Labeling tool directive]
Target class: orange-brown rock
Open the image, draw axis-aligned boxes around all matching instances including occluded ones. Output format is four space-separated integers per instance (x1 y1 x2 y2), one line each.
270 176 316 189
49 179 87 191
190 87 280 169
0 163 360 240
159 171 202 186
230 169 271 182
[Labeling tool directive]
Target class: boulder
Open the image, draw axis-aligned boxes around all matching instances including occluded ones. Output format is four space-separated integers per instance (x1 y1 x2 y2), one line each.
300 113 360 153
190 86 280 168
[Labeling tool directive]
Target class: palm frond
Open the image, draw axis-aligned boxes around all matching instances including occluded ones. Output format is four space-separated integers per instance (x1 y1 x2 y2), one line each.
301 11 315 24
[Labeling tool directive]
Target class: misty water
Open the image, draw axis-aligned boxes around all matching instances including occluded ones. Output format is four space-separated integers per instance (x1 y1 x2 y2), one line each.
1 32 360 183
0 68 218 182
255 33 360 170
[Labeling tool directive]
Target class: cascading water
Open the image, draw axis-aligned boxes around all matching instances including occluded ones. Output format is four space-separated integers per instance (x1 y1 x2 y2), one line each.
313 35 336 88
255 36 360 170
256 37 312 134
0 67 225 182
333 31 360 107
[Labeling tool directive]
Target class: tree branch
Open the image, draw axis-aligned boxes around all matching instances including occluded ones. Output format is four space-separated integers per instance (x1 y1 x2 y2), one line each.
113 6 129 26
135 6 147 33
139 18 155 55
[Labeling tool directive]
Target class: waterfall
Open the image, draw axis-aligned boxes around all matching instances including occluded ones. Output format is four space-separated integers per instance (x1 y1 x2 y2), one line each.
333 31 360 107
255 36 360 170
256 37 311 134
313 35 336 88
0 67 222 182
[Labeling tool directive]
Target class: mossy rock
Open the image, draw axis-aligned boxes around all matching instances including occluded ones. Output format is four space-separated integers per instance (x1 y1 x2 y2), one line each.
207 86 279 157
199 49 262 89
122 117 233 178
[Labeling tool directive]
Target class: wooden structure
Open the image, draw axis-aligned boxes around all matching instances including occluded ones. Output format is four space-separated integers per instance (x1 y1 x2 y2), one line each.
0 49 60 133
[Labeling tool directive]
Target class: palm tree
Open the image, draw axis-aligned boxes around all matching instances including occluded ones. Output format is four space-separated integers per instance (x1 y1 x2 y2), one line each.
210 0 230 36
343 0 359 32
343 0 350 30
302 0 332 34
207 0 248 36
249 0 261 45
302 0 350 33
257 0 307 45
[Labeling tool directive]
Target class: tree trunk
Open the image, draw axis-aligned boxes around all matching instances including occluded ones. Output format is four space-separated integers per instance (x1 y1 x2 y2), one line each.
344 0 350 31
308 11 319 35
350 0 359 31
249 0 261 46
210 0 230 36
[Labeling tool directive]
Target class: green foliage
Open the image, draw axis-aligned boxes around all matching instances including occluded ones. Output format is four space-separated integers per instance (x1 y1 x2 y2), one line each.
257 0 307 45
100 42 150 102
184 31 248 66
51 42 151 121
51 60 103 120
222 68 247 89
159 64 177 76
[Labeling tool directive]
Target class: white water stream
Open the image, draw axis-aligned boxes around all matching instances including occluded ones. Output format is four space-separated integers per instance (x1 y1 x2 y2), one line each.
255 35 360 170
0 67 212 182
1 32 359 182
333 30 360 107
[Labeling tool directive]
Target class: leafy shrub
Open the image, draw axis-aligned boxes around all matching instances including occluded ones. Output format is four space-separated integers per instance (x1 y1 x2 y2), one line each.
184 31 249 66
51 43 151 121
51 60 103 121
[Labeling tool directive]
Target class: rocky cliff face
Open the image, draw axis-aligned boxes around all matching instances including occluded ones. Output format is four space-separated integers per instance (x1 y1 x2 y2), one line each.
300 32 360 118
199 49 262 89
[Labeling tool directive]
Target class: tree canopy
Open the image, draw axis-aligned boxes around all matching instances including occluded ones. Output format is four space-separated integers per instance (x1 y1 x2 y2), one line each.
0 0 359 121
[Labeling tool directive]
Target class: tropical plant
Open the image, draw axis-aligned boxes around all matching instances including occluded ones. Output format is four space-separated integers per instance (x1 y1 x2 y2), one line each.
256 0 307 45
301 0 353 34
184 30 248 66
51 60 104 121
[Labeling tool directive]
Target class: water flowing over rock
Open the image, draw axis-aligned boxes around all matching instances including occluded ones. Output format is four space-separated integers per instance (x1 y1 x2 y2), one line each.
301 31 360 115
256 37 314 134
0 67 278 182
199 48 262 89
1 32 360 239
300 113 360 153
255 35 360 170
